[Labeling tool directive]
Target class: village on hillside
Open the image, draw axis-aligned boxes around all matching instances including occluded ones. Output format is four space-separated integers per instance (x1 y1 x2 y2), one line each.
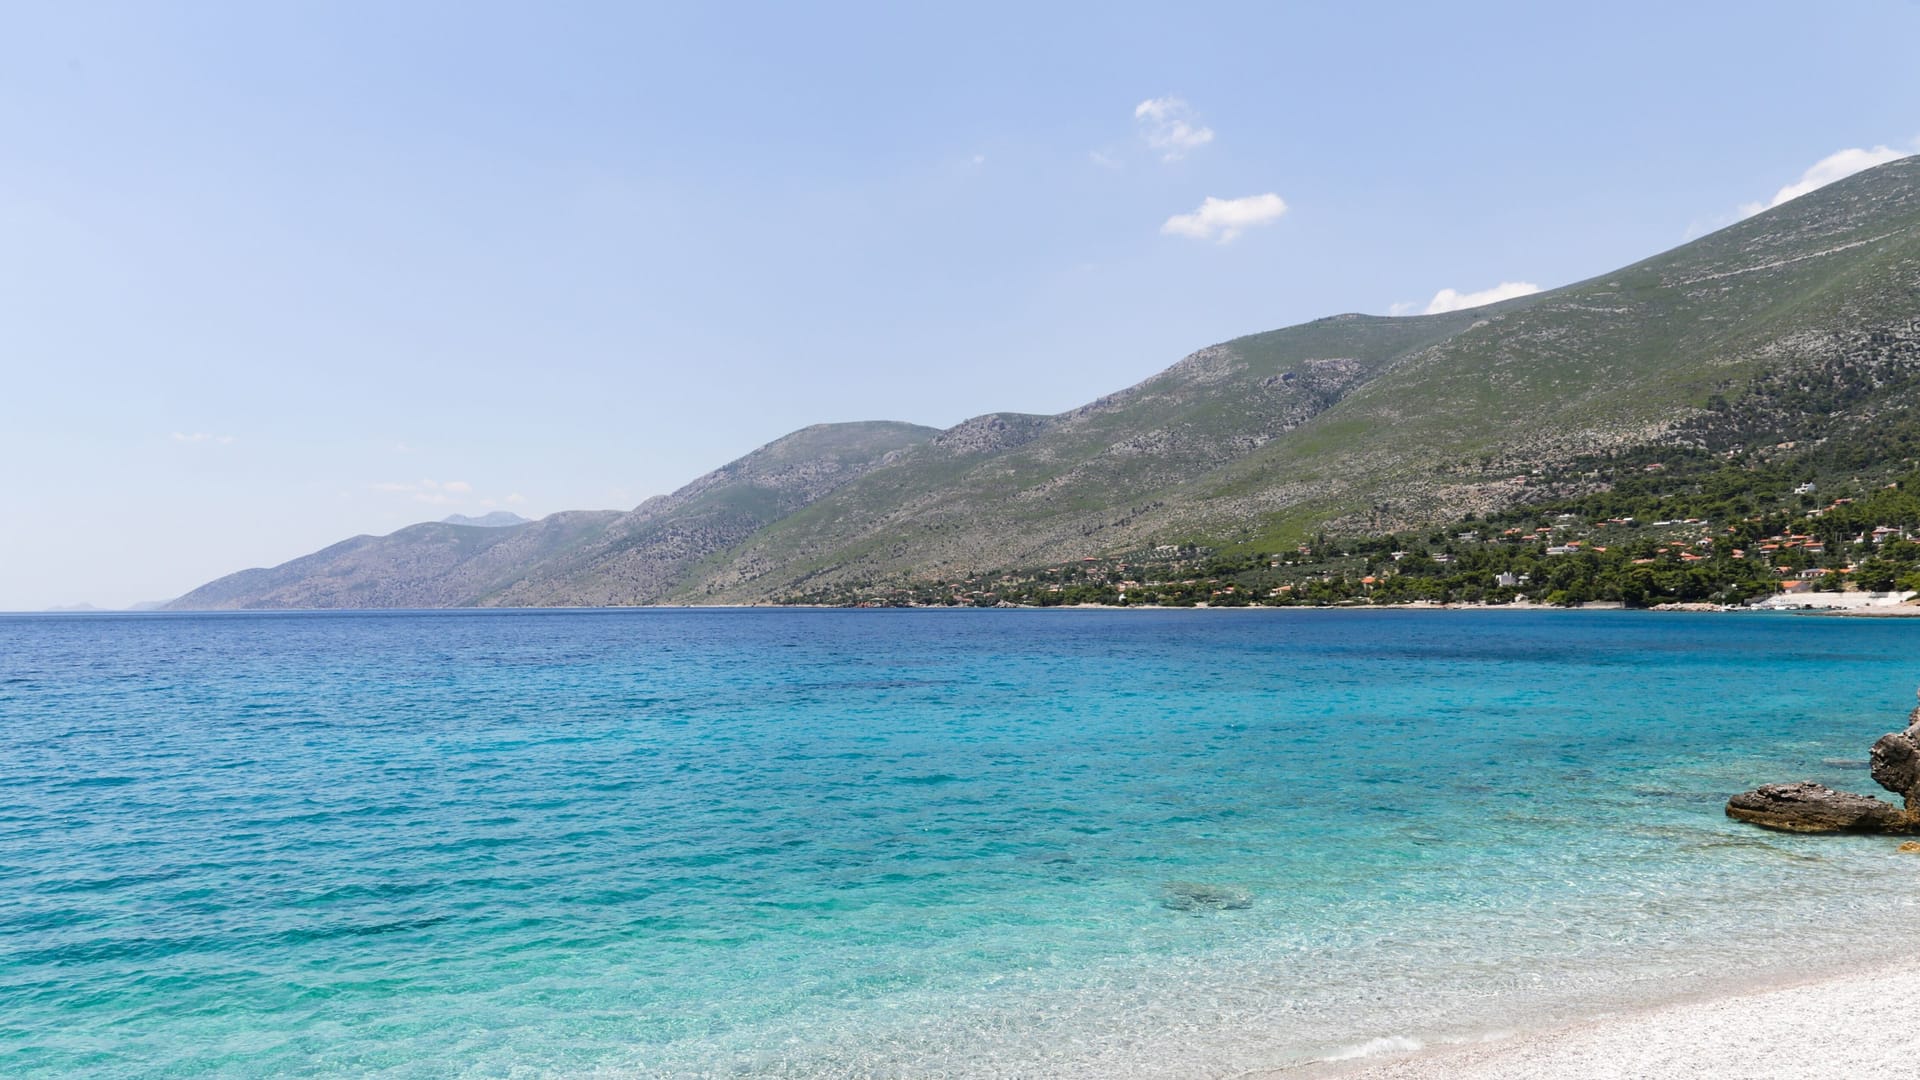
786 477 1920 611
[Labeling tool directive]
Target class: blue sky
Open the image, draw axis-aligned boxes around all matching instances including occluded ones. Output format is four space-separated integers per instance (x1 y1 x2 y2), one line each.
4 1 1918 609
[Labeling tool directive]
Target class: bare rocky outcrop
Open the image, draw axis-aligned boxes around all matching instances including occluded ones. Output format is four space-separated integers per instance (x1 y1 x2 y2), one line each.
1727 688 1920 833
1724 782 1906 833
1870 723 1920 811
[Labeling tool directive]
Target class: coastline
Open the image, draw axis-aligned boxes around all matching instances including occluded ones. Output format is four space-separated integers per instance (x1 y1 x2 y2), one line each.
94 588 1920 615
1036 598 1920 614
1259 960 1920 1080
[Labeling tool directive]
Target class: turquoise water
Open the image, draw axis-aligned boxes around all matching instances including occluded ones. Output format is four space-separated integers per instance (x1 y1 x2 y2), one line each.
3 609 1919 1077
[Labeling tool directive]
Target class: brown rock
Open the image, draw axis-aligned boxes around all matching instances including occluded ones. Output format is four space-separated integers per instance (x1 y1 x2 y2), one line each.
1869 729 1920 809
1899 841 1920 853
1725 781 1908 833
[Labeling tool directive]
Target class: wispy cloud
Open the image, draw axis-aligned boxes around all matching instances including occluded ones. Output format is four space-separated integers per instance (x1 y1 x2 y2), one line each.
1393 281 1541 316
1161 193 1288 243
1739 145 1912 217
1135 97 1214 161
371 478 479 505
170 431 235 445
1089 149 1122 170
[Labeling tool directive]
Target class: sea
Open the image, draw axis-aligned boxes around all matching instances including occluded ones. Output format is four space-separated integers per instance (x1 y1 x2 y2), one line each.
3 608 1918 1078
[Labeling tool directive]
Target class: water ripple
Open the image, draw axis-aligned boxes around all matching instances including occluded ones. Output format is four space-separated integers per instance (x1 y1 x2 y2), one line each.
1 609 1917 1077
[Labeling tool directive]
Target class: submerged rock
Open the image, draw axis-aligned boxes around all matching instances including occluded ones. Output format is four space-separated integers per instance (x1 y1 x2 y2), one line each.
1162 881 1252 912
1726 782 1907 833
1899 841 1920 854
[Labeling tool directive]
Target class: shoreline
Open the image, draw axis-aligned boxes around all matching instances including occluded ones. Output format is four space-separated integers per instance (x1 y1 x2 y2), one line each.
1257 959 1920 1079
1031 599 1920 614
25 599 1920 616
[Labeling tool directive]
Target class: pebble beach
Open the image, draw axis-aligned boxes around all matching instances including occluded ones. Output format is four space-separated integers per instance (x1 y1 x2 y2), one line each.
1300 963 1920 1079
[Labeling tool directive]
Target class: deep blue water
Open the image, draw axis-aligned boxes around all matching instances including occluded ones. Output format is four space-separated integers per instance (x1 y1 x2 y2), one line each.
3 608 1918 1077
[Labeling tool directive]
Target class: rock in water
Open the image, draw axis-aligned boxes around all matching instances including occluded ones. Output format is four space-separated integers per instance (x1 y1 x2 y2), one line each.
1724 782 1907 833
1729 688 1920 834
1870 727 1920 809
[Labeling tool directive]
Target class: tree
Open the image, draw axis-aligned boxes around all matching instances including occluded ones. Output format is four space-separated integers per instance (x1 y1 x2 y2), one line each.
1855 558 1899 592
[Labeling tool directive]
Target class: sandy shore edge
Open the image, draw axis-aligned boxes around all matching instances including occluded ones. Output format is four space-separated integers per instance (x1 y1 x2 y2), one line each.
1252 961 1920 1079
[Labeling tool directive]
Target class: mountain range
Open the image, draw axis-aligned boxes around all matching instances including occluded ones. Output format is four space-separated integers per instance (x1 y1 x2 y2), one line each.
170 156 1920 609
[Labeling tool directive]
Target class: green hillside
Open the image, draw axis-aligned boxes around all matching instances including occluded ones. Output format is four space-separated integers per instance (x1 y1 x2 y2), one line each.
171 157 1920 609
671 157 1920 602
666 312 1494 601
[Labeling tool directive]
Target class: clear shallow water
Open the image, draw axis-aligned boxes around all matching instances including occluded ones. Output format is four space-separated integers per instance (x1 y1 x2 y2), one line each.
3 609 1918 1078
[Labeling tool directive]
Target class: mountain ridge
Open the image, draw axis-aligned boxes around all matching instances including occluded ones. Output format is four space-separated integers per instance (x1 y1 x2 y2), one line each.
442 511 530 528
169 157 1920 609
168 421 940 609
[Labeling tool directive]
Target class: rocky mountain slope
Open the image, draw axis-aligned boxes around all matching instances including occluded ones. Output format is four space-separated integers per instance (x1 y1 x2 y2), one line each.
171 157 1920 608
170 422 936 609
482 421 940 606
168 510 625 609
668 157 1920 603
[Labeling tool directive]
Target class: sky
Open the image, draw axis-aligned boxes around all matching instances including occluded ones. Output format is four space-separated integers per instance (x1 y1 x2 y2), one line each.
4 1 1919 610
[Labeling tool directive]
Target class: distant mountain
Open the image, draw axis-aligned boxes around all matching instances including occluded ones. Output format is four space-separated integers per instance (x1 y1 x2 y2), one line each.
172 156 1920 608
43 600 174 612
169 421 938 609
442 511 530 528
166 511 625 609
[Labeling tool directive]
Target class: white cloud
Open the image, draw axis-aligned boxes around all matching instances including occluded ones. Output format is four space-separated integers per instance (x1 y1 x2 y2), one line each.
1134 96 1214 161
1739 145 1912 217
170 431 234 445
1399 281 1542 316
1089 149 1121 170
1160 193 1288 243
